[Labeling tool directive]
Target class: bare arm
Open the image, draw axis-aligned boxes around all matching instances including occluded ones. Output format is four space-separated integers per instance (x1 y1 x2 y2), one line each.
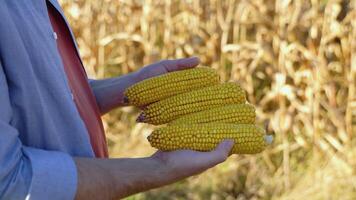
90 57 200 114
74 140 234 200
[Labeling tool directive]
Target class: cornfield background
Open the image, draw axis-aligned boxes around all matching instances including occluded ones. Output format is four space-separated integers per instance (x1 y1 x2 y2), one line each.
59 0 356 199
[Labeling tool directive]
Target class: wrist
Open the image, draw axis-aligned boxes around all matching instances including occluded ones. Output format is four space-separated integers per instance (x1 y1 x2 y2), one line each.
111 157 167 199
148 153 181 184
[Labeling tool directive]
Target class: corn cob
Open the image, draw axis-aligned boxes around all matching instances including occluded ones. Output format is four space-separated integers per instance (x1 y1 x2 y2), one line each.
148 124 272 154
137 82 246 125
124 67 220 106
170 104 256 125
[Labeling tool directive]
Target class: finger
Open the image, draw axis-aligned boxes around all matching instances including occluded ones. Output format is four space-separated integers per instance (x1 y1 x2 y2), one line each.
187 139 234 170
207 139 235 166
161 57 200 72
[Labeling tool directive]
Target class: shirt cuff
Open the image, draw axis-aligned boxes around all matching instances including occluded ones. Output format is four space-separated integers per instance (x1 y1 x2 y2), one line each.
23 147 78 200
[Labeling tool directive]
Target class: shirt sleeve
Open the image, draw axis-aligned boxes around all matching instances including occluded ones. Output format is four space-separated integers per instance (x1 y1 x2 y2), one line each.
0 62 78 200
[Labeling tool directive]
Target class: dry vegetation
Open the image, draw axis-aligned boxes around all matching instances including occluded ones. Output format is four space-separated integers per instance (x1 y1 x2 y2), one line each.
59 0 356 199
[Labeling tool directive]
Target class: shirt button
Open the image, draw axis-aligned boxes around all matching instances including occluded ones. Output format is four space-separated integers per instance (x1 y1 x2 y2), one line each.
53 32 58 40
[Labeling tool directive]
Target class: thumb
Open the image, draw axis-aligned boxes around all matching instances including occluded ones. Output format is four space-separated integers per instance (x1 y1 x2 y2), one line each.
162 57 200 72
209 139 235 166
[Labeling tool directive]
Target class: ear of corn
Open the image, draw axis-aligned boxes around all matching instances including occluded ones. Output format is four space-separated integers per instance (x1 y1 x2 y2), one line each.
170 104 256 125
148 123 268 154
124 67 220 106
137 82 246 125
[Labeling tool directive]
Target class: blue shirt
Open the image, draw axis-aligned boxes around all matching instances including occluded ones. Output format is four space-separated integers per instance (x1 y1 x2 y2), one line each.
0 1 96 199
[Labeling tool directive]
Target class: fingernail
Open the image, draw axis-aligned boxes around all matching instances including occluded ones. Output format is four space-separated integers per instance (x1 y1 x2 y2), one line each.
183 57 200 65
136 113 146 122
189 56 200 63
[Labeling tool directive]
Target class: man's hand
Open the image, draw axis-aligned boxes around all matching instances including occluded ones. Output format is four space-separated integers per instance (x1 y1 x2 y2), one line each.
74 140 234 200
90 57 201 114
150 140 235 181
134 57 200 81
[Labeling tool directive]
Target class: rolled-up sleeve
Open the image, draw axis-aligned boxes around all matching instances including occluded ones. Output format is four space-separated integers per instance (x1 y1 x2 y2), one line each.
0 62 77 200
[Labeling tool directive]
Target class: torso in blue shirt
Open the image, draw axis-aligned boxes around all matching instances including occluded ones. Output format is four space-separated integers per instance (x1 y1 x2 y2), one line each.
0 1 96 199
0 0 94 156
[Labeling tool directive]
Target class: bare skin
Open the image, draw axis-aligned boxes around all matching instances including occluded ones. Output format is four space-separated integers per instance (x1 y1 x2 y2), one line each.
90 57 201 114
74 140 234 200
75 57 234 199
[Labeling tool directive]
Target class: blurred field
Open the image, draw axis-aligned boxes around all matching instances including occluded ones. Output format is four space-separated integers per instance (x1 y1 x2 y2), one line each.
59 0 356 199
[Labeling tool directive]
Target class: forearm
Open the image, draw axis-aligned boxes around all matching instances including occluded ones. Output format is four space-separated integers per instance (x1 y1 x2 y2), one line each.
73 140 233 199
90 72 140 114
60 117 232 199
74 157 174 200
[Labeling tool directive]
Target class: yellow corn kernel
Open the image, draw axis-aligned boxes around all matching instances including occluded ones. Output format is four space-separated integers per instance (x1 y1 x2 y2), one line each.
124 67 220 106
170 104 256 125
137 82 246 125
148 124 270 154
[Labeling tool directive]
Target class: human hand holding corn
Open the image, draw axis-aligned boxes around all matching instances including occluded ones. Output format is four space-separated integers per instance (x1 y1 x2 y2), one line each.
124 67 273 155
